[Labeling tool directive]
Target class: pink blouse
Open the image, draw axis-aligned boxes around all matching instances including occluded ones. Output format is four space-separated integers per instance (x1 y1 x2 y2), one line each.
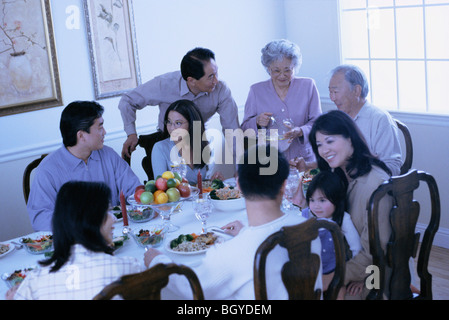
241 77 322 161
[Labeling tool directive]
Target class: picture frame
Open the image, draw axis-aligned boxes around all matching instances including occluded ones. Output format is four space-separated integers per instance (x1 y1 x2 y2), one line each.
0 0 62 117
83 0 141 100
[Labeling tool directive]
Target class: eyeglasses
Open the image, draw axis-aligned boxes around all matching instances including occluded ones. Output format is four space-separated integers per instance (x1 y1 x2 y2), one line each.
270 68 294 77
165 120 187 128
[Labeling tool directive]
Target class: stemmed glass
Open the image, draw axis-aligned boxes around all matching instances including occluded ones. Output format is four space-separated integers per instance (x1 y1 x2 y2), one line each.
151 202 180 233
170 160 187 214
265 115 294 152
193 194 213 234
283 167 301 210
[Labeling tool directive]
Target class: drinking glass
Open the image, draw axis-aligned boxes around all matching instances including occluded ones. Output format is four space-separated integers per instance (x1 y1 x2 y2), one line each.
170 159 187 180
283 167 301 210
265 116 294 152
193 194 213 234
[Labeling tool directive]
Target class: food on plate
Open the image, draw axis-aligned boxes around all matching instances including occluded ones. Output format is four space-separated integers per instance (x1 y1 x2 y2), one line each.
0 243 10 255
21 234 53 253
110 206 123 219
4 268 35 287
210 186 242 200
199 179 225 193
170 232 218 252
111 235 128 251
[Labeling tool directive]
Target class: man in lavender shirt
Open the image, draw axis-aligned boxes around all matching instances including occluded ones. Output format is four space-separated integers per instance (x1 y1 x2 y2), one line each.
27 101 141 231
118 47 240 160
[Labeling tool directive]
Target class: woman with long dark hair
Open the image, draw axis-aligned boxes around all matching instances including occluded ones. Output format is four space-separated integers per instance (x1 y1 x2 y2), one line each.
11 181 145 300
151 99 223 184
307 110 393 299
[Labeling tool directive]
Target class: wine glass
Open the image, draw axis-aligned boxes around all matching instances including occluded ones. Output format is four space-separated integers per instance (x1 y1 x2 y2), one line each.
193 194 213 234
151 201 180 233
283 167 301 210
266 115 294 152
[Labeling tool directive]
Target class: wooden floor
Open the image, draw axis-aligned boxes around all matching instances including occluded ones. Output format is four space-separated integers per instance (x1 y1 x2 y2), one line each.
415 246 449 300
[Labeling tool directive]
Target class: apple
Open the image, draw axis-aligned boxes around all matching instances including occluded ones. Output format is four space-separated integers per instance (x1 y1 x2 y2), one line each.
145 180 157 192
135 185 145 193
155 177 168 191
177 183 191 198
166 187 180 202
134 189 145 202
140 191 154 204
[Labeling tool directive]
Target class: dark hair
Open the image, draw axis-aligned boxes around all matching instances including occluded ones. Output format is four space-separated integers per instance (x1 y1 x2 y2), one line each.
306 171 347 226
237 144 289 200
60 101 104 147
180 47 215 81
309 110 391 179
163 99 210 169
39 181 113 272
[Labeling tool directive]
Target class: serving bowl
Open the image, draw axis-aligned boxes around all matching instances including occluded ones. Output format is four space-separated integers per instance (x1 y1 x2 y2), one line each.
131 225 167 248
210 196 246 212
128 203 156 223
20 233 53 255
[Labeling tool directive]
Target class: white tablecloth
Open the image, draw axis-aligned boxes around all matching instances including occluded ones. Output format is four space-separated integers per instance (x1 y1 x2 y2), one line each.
0 199 270 299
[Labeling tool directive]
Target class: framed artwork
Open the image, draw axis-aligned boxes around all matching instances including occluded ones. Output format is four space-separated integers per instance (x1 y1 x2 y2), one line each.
84 0 141 100
0 0 62 117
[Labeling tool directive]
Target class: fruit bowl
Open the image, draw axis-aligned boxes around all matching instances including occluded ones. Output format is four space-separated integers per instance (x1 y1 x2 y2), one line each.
20 233 53 255
131 225 167 248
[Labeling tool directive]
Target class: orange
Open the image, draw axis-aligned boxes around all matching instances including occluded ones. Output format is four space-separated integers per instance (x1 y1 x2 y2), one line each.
154 191 168 204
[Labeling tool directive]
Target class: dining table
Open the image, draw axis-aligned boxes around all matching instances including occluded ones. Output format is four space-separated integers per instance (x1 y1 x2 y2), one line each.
0 192 302 300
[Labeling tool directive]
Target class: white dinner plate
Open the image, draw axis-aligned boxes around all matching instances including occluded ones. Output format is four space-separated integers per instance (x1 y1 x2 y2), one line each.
165 233 224 255
0 243 14 259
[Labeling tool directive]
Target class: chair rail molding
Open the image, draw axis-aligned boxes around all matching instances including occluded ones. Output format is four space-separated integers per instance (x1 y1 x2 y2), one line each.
0 124 157 164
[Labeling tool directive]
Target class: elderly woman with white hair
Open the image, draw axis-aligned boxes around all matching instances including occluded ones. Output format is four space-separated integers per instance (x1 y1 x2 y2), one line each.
241 39 322 162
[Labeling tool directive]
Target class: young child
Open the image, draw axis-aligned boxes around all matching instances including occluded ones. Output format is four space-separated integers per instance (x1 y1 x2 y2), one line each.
293 170 361 297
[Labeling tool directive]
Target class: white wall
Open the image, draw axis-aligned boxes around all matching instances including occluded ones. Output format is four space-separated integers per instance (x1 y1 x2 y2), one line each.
0 0 287 240
1 0 447 247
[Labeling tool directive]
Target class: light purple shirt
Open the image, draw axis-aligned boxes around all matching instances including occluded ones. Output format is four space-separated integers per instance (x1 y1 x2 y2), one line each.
27 145 141 231
118 71 240 135
241 77 322 161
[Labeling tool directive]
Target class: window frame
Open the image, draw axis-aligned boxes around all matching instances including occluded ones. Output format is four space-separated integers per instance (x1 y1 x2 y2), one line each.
337 0 449 127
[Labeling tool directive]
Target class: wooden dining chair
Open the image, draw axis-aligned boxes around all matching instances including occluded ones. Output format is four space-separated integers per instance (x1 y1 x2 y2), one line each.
93 263 204 300
254 217 346 300
23 154 48 204
394 119 413 175
125 131 165 181
367 169 440 300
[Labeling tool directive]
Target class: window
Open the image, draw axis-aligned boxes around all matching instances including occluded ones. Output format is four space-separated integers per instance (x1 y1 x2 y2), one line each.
339 0 449 115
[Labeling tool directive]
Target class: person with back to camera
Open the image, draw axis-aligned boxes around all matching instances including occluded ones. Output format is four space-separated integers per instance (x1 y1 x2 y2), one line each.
302 110 393 299
144 144 322 299
151 99 224 185
27 101 141 232
293 170 361 299
9 181 154 300
118 47 240 160
241 39 322 162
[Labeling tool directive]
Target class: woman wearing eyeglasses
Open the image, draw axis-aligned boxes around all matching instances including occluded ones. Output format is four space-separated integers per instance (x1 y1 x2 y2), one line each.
241 39 322 162
151 99 223 185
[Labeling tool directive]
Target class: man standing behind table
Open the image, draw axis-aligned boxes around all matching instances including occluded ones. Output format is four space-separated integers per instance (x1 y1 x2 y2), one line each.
27 101 141 232
144 145 321 300
118 47 240 159
328 64 403 176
